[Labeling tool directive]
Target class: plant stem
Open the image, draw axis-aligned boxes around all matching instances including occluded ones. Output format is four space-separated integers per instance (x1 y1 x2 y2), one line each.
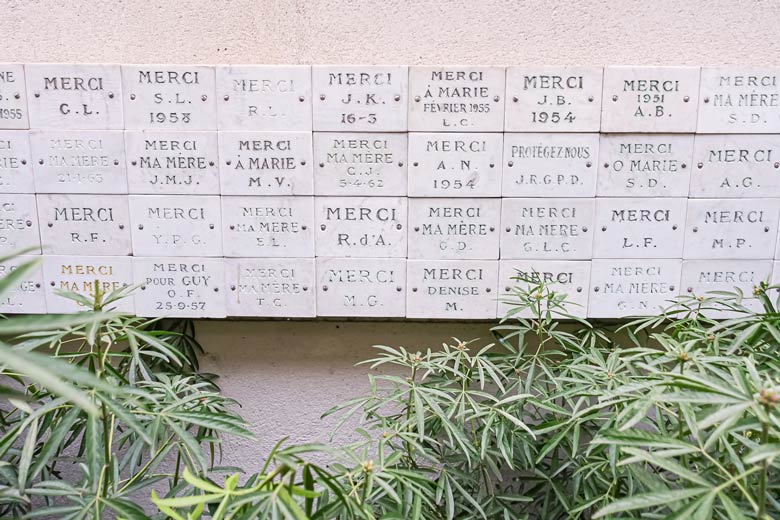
404 364 418 467
758 421 769 520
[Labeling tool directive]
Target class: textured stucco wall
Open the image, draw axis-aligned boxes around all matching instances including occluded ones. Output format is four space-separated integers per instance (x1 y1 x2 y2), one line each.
3 0 780 471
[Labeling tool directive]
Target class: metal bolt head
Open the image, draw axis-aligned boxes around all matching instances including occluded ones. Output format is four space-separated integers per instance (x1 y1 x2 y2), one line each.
201 95 208 101
603 162 610 169
704 97 710 103
322 285 328 291
213 287 219 292
300 160 306 166
108 92 114 99
299 96 305 102
396 223 402 230
394 95 401 101
113 159 119 166
301 225 307 230
38 159 44 165
138 224 144 230
414 95 421 102
209 224 215 230
320 224 326 231
505 226 511 232
672 225 678 230
576 286 583 293
209 161 215 167
586 161 592 168
229 225 235 230
512 96 519 102
692 226 698 233
34 92 40 98
20 159 26 165
489 226 495 232
47 222 53 228
683 95 690 102
226 160 232 166
25 220 32 227
320 94 326 101
396 286 402 292
507 161 514 167
118 224 124 230
412 287 418 292
611 95 618 102
601 226 607 231
35 282 40 288
231 285 236 291
223 95 230 101
582 226 588 232
413 161 419 167
414 226 420 232
49 281 55 286
681 163 687 169
131 160 138 166
588 96 594 102
302 286 308 291
697 162 704 169
505 286 511 292
687 287 693 293
765 226 771 232
594 286 600 292
13 92 20 100
319 162 325 168
669 286 675 292
493 95 500 102
130 93 136 100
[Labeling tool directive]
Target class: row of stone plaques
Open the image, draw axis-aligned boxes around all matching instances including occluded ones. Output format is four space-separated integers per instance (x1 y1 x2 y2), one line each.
1 64 779 133
3 256 779 319
3 130 780 198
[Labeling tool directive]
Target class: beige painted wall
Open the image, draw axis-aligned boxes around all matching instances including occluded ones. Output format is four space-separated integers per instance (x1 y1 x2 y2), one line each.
4 0 780 471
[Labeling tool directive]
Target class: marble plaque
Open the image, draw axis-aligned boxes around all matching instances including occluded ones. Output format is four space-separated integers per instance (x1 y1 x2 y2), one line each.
36 194 131 255
224 257 315 317
125 131 220 194
0 65 29 129
133 256 226 317
316 257 406 317
407 132 502 197
501 198 595 259
0 194 41 254
689 134 780 198
42 255 134 313
122 65 217 130
498 260 591 318
697 68 780 133
221 196 314 258
593 198 686 258
315 196 407 257
502 133 598 197
0 131 34 193
25 64 123 129
0 256 45 314
129 195 222 256
408 67 505 131
588 259 682 318
683 198 780 259
600 67 700 133
313 132 407 195
407 198 500 259
216 65 312 131
680 259 772 316
504 67 603 132
406 259 498 319
597 134 694 197
218 131 313 195
312 66 408 131
774 262 780 285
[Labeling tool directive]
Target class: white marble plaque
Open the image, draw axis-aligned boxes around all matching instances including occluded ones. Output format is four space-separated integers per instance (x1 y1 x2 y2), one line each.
597 134 694 197
315 196 407 257
689 134 780 198
221 196 314 258
774 262 780 285
0 131 34 193
133 256 226 318
312 66 408 131
314 132 407 195
407 132 502 197
36 194 131 255
129 195 222 257
218 131 313 195
408 198 500 259
600 67 700 133
501 198 595 259
29 130 127 193
42 255 134 313
122 65 217 130
0 194 41 254
588 259 682 318
593 198 686 258
498 260 591 318
316 257 406 317
505 67 603 132
224 257 315 317
0 65 29 129
406 259 498 319
683 198 780 260
408 67 505 132
502 133 598 197
0 256 45 314
125 131 220 194
25 64 123 129
216 65 312 131
697 68 780 133
680 259 772 316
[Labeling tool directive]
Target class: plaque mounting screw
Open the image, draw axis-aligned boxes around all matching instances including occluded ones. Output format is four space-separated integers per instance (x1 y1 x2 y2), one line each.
229 224 235 230
512 96 518 102
507 161 514 167
413 162 419 167
414 96 421 102
586 162 592 168
20 159 26 165
611 95 618 102
489 163 495 168
394 95 401 101
38 159 44 165
576 286 583 292
588 96 594 102
683 95 690 102
692 226 698 233
201 95 208 101
493 95 500 102
505 286 510 291
14 93 20 99
414 226 420 232
113 159 119 166
320 224 326 231
669 286 675 292
697 162 703 169
302 286 308 291
775 162 779 169
672 225 678 230
230 285 236 291
108 92 114 99
681 163 687 169
765 226 771 232
47 222 53 227
396 224 402 230
300 160 306 165
412 287 417 292
226 160 232 166
138 224 144 230
209 224 215 229
25 220 31 227
34 92 40 98
223 95 230 101
131 160 138 166
603 162 609 169
601 226 607 231
299 96 305 102
130 94 136 100
489 226 495 232
214 287 219 292
319 162 325 168
396 286 402 292
322 285 328 291
141 286 146 290
485 288 492 293
703 97 710 103
594 286 600 292
582 226 588 232
398 161 404 167
301 225 307 230
35 283 40 288
209 161 215 166
319 94 325 101
505 227 511 232
118 224 124 230
49 281 55 286
687 287 693 293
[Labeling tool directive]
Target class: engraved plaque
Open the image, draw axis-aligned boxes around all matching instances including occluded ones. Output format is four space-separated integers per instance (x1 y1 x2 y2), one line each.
314 132 407 195
406 259 498 319
588 259 682 318
216 65 312 131
504 67 603 132
218 131 313 195
221 196 314 258
122 65 217 130
593 198 686 258
697 68 780 133
407 132 502 197
408 67 505 132
501 198 595 259
25 64 123 129
689 135 780 198
0 256 45 314
129 195 222 257
680 259 772 316
42 255 134 313
0 131 34 193
498 260 591 318
0 64 29 129
133 256 226 318
312 66 408 131
36 194 131 255
0 194 41 254
407 198 500 259
315 196 407 257
600 67 700 133
29 130 127 194
683 198 780 260
125 131 220 194
224 257 315 317
502 133 598 197
597 134 694 197
316 257 406 317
